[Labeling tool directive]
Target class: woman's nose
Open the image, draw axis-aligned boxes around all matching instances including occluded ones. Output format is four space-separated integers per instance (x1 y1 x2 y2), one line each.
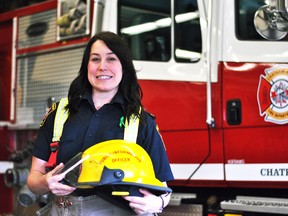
99 60 107 70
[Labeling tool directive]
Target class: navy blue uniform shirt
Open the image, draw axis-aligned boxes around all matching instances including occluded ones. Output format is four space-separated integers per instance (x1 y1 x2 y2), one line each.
33 90 174 183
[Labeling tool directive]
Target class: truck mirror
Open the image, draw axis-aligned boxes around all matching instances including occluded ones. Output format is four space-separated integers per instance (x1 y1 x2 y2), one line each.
254 4 288 40
254 0 288 40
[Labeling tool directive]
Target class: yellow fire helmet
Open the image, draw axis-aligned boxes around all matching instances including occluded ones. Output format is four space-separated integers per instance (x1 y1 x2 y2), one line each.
55 139 172 196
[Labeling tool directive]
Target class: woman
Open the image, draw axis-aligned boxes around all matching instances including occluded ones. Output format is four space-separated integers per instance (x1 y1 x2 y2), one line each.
27 31 174 215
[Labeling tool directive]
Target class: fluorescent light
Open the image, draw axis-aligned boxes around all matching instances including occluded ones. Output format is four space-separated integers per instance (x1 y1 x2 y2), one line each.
121 12 199 35
175 48 200 60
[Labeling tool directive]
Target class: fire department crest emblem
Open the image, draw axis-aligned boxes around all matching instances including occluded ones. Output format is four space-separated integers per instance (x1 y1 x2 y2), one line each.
257 65 288 124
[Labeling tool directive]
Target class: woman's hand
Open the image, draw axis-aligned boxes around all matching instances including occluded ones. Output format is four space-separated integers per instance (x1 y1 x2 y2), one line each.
27 157 76 196
123 189 166 215
45 163 76 196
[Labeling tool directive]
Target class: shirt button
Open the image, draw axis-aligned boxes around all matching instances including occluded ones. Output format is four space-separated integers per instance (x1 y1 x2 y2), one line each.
88 133 92 137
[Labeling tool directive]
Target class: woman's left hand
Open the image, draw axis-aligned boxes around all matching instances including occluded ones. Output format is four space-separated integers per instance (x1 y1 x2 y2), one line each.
123 188 163 215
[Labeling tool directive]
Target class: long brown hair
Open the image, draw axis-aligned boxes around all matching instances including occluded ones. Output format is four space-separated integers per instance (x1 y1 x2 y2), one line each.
67 31 144 121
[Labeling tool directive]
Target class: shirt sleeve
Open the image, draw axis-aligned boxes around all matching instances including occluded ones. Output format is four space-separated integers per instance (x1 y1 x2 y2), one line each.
137 112 174 182
32 105 57 161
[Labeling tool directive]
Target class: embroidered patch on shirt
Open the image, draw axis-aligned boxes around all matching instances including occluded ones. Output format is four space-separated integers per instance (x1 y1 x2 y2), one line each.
40 103 57 127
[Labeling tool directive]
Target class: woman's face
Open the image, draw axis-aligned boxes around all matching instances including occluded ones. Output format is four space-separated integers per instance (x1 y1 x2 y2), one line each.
88 40 123 95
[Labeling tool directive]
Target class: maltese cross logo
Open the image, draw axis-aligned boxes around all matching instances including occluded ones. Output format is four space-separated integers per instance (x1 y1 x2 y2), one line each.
257 65 288 124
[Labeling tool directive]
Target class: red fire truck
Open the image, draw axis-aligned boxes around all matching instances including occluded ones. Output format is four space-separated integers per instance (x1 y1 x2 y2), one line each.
0 0 288 215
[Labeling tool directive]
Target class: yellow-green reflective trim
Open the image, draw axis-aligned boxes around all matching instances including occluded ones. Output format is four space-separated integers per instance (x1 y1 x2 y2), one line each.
52 98 140 143
124 108 141 143
52 98 69 142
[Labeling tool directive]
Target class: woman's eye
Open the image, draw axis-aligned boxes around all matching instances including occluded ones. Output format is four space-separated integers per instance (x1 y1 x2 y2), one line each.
107 57 116 61
91 57 100 62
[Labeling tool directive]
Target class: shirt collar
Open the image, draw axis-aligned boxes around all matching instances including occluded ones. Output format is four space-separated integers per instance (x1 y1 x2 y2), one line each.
79 89 125 108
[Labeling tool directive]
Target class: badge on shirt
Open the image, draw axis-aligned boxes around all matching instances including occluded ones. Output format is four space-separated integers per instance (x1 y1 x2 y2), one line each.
40 103 57 127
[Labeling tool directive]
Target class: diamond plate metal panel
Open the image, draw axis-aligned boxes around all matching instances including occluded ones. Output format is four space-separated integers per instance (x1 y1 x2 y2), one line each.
16 46 85 125
18 9 57 49
160 204 203 216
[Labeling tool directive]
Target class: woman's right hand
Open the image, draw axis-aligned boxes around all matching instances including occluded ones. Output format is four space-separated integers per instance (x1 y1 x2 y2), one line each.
27 157 76 196
45 163 76 196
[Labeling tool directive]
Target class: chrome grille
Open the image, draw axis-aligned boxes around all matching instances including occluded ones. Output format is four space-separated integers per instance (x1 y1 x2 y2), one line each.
18 9 57 49
16 46 85 126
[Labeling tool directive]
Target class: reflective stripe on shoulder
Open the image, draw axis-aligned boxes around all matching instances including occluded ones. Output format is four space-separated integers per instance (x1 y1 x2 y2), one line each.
52 99 140 143
52 98 69 142
124 108 141 143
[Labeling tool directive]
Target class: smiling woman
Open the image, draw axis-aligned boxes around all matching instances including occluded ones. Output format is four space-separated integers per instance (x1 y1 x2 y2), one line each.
87 40 123 106
27 31 174 216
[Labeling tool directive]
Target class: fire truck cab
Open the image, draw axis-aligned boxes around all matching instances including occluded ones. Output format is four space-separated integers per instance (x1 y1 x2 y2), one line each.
0 0 288 215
